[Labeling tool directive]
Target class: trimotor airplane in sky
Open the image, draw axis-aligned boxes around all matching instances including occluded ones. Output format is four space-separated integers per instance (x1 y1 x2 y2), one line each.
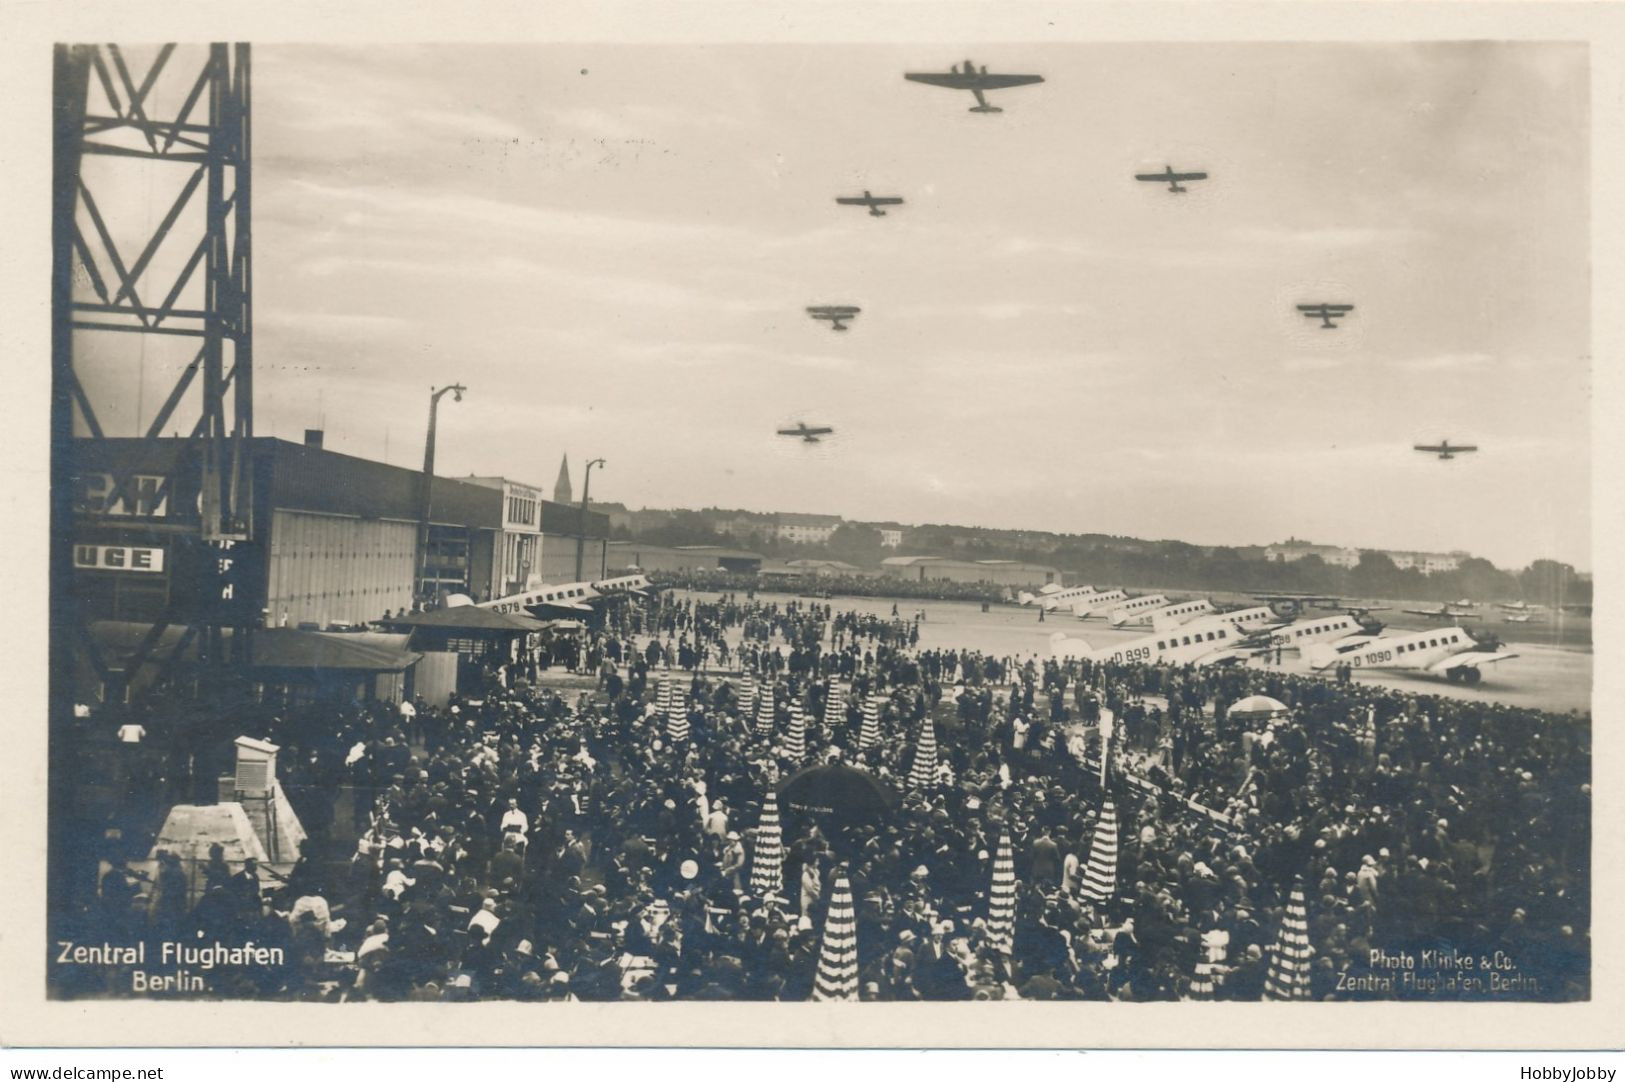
1306 626 1516 686
903 60 1044 113
1414 439 1477 460
1401 603 1478 622
1135 165 1208 193
1017 584 1098 610
835 191 905 217
1297 303 1355 329
777 422 835 443
807 305 861 331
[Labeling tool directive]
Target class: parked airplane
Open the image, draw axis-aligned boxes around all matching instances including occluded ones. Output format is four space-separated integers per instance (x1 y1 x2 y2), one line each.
1143 598 1218 631
1255 611 1383 655
807 305 861 331
1414 439 1477 461
904 59 1044 113
1306 626 1516 686
1135 165 1208 193
1497 600 1541 613
1297 303 1355 329
1106 594 1171 627
479 573 658 617
1017 584 1098 610
1503 612 1543 624
1070 590 1131 618
1049 623 1251 667
1402 603 1478 622
777 422 835 443
836 191 905 217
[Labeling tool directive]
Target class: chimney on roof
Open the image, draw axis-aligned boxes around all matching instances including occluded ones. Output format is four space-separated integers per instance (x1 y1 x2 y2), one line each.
304 429 324 450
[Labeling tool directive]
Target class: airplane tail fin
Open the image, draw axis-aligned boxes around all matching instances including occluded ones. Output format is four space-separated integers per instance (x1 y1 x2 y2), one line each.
1304 643 1340 671
1108 611 1130 628
1048 631 1091 658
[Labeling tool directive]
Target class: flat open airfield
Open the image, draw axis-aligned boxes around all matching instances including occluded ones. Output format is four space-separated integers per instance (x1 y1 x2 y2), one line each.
682 589 1592 715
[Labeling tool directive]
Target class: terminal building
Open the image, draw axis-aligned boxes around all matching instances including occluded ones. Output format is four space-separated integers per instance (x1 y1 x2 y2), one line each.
879 555 1059 588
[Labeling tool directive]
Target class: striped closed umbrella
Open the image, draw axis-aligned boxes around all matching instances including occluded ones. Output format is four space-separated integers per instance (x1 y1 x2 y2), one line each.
1080 800 1119 904
822 680 846 730
666 699 690 743
749 789 784 899
986 830 1016 954
1264 881 1314 1000
654 671 672 719
1189 928 1228 1000
858 694 883 752
907 720 938 790
739 671 758 715
755 685 776 736
784 698 807 763
811 869 859 1001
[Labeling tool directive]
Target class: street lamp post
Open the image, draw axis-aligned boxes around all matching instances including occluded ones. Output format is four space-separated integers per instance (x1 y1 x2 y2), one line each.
575 457 606 582
416 383 466 605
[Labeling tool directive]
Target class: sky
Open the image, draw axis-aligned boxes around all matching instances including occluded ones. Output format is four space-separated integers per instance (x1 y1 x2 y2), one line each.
72 42 1591 569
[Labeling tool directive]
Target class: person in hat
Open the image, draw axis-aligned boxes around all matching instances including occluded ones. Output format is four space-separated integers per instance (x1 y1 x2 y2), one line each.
719 831 746 894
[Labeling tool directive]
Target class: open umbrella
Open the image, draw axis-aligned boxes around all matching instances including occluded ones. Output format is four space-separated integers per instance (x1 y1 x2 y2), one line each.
749 789 784 899
777 760 898 819
907 720 938 790
1081 800 1119 904
1229 695 1289 722
755 686 776 736
858 694 883 752
1264 880 1313 1000
812 870 859 1001
987 830 1016 954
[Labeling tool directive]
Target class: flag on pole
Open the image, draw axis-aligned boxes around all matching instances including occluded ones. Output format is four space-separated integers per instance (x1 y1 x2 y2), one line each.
755 685 776 736
823 680 846 730
1264 881 1313 1000
812 869 859 1001
749 789 784 899
907 720 938 790
784 698 807 763
1080 800 1119 904
858 694 883 752
986 830 1016 954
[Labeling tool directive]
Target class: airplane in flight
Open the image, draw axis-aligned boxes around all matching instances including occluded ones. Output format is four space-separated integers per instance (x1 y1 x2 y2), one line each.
1306 626 1516 686
1414 439 1478 460
476 573 660 618
1135 165 1208 193
904 59 1045 113
1401 602 1478 622
777 422 835 443
807 305 861 331
836 191 905 217
1297 303 1355 329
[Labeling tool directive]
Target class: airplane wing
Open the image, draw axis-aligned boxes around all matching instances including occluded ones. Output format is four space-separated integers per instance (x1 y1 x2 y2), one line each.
1402 608 1442 618
804 427 834 436
977 73 1044 88
905 72 975 88
1414 445 1447 453
834 197 868 205
870 197 904 206
1426 650 1518 673
1454 445 1479 453
1172 172 1208 181
1133 173 1167 182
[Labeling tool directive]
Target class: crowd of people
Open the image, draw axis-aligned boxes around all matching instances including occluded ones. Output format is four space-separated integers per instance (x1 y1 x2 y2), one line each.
59 590 1590 1002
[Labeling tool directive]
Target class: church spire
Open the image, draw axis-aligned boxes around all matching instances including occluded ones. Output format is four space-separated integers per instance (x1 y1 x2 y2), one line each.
553 454 573 504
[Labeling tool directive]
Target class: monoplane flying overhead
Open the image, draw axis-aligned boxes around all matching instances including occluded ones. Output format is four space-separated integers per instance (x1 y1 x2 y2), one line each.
807 305 861 331
1135 165 1209 193
1297 303 1356 329
777 422 835 443
1414 439 1477 461
835 191 905 217
903 59 1044 113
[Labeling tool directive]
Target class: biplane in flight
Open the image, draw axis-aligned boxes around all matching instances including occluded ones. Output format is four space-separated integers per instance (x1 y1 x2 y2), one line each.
1297 303 1356 329
807 305 861 331
1414 439 1477 461
904 60 1044 113
835 191 905 217
777 422 835 443
1135 165 1208 193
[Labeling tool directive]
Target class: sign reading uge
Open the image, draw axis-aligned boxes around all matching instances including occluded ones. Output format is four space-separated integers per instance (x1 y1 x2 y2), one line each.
74 545 165 573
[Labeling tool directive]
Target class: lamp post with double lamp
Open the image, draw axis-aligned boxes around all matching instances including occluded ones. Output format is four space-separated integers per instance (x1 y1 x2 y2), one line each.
574 457 606 582
416 383 467 606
